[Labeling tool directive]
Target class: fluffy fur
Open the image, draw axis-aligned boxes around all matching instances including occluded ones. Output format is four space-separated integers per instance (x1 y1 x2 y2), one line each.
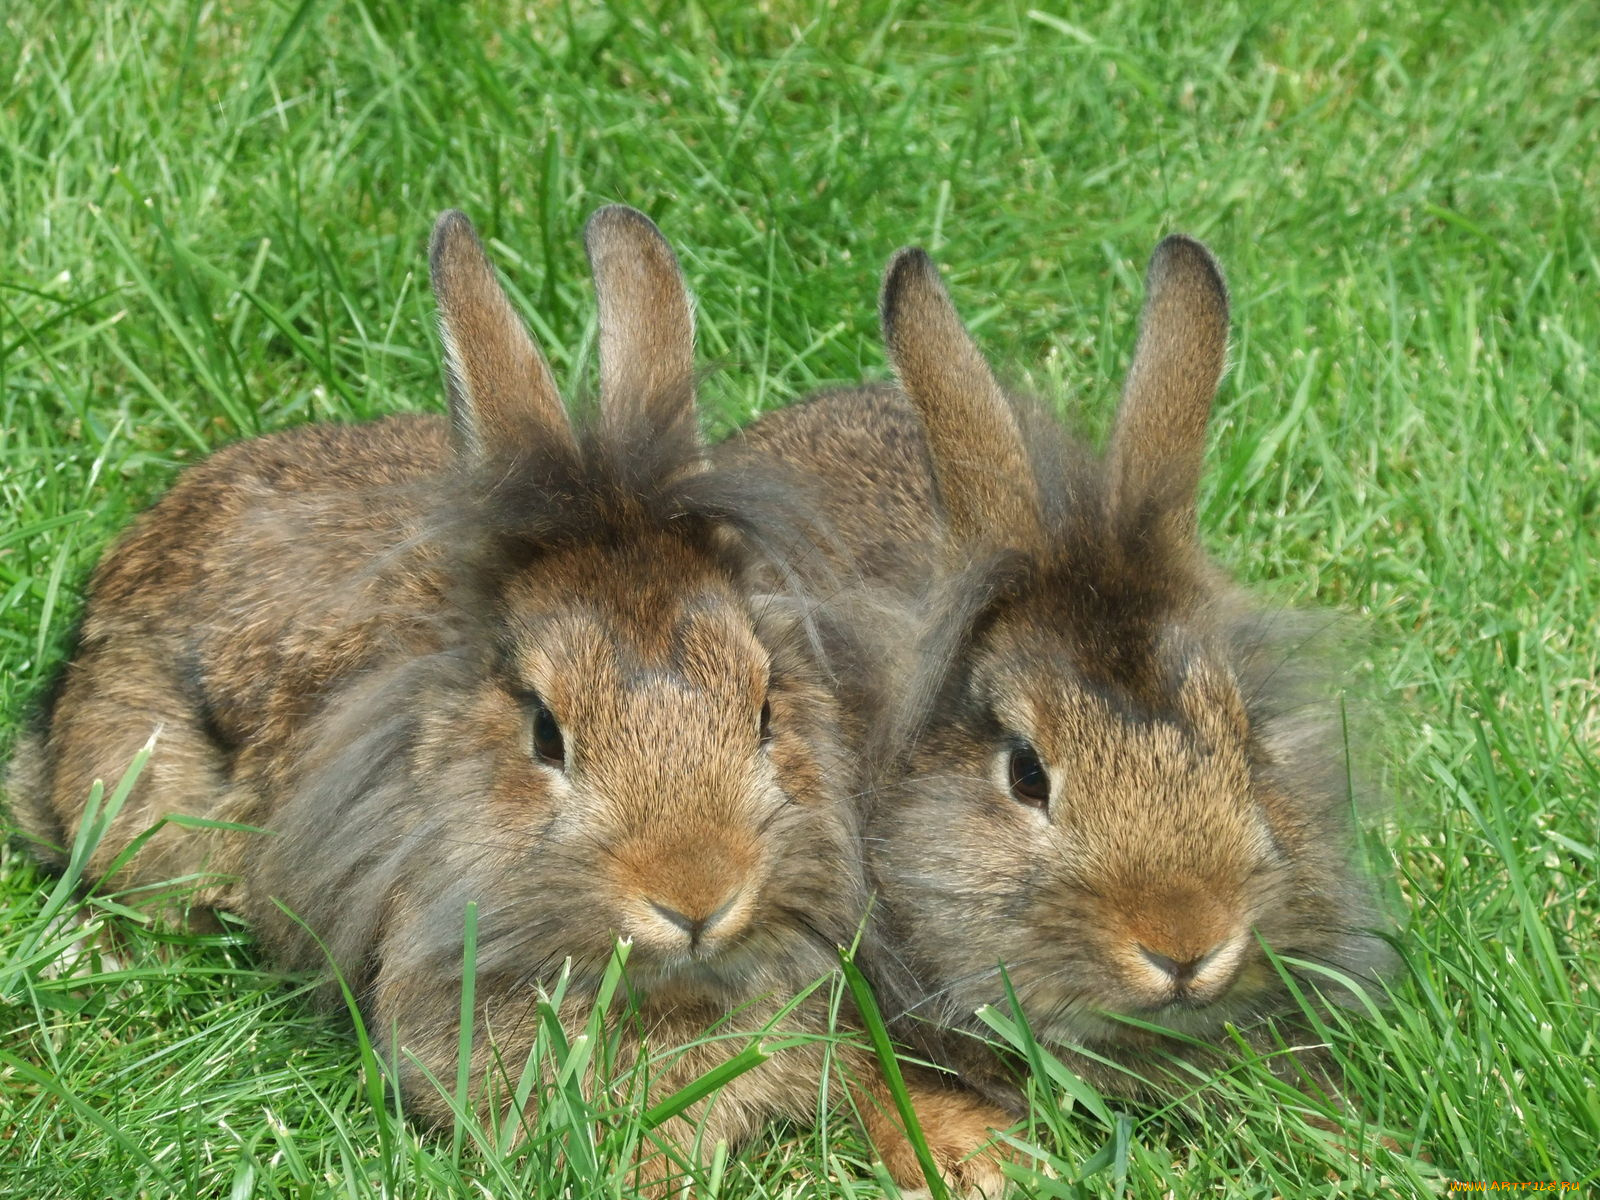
725 236 1395 1110
6 208 1013 1194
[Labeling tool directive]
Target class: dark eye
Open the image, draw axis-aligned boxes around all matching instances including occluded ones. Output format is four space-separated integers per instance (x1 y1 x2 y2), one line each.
526 695 565 767
1007 742 1050 808
758 698 773 745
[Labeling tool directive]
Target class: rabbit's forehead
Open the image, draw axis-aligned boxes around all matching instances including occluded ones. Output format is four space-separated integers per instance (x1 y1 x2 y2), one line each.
977 615 1242 729
1013 684 1247 786
974 629 1253 791
502 596 768 707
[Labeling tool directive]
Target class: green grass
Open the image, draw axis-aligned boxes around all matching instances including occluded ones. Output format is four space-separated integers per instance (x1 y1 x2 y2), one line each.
2 0 1597 1194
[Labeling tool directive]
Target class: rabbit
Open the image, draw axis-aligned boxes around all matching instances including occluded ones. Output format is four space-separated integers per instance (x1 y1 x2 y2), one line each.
5 206 1016 1195
721 234 1395 1113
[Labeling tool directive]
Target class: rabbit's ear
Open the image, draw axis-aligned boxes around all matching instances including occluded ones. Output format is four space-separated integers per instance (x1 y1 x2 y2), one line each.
583 205 698 444
1107 235 1229 542
880 249 1042 550
429 210 571 456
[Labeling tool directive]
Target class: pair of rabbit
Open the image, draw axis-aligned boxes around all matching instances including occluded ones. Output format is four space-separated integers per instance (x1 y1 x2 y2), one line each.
8 202 1390 1191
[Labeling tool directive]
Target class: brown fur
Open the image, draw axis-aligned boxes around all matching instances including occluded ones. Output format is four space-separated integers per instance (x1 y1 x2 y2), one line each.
876 250 1042 551
589 204 698 434
732 235 1394 1112
432 211 567 452
5 208 1013 1192
1107 236 1230 543
723 385 937 591
856 1067 1013 1199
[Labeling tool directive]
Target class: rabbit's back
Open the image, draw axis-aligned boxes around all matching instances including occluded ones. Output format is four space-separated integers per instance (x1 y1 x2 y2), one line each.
721 386 939 596
11 413 457 904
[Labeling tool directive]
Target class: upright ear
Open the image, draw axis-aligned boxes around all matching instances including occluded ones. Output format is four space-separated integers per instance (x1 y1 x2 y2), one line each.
1106 235 1229 542
583 205 698 443
429 210 570 457
880 249 1042 550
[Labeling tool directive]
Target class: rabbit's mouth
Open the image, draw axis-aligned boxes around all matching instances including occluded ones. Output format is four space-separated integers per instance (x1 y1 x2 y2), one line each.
620 928 836 1001
632 946 754 990
1009 963 1276 1046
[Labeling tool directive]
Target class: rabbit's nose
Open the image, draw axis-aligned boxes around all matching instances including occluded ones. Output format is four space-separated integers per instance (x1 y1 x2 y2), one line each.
1133 933 1245 997
648 891 742 950
1138 943 1218 984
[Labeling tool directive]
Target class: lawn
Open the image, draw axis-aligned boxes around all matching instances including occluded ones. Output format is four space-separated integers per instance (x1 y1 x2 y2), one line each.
2 0 1596 1196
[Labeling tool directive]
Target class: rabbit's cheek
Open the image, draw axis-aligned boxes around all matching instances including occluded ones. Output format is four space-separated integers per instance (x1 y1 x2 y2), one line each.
760 733 824 812
1224 956 1276 1004
485 754 571 828
429 689 575 819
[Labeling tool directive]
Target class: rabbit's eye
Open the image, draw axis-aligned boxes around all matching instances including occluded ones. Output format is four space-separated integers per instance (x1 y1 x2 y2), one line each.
1007 743 1050 808
526 697 565 767
758 698 773 745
